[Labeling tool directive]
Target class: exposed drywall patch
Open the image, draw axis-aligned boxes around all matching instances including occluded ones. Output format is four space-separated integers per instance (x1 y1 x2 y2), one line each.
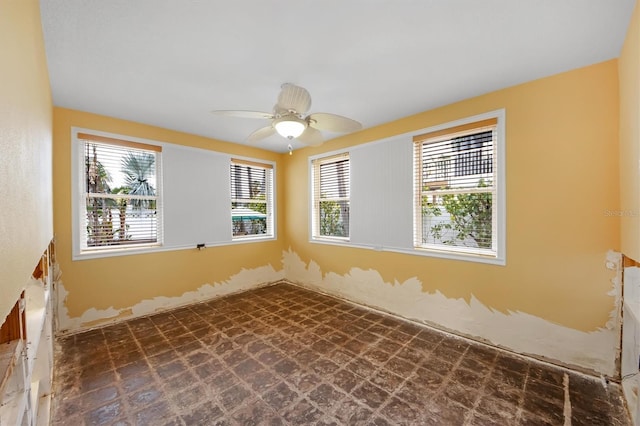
621 263 640 425
606 250 624 331
57 264 284 333
283 249 621 376
606 250 624 379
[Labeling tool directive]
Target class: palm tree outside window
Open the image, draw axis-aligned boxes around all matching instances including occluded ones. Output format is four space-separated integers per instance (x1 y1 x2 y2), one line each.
80 134 162 251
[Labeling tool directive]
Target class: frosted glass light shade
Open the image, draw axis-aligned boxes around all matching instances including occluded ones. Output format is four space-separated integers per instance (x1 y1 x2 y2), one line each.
274 118 306 139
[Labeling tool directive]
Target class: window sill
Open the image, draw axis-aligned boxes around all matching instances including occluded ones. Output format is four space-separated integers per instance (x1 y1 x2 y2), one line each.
73 235 277 261
231 234 276 243
311 236 350 244
73 243 163 261
309 239 505 266
412 246 505 265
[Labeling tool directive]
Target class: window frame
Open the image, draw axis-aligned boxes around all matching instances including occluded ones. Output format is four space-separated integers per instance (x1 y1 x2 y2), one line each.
413 110 506 265
71 128 164 260
230 157 276 241
309 151 351 242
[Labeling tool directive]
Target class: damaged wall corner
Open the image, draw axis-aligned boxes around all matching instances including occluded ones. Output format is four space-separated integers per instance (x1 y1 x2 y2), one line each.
621 255 640 424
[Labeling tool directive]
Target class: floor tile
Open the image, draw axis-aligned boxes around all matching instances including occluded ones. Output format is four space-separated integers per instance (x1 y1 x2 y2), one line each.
50 282 631 425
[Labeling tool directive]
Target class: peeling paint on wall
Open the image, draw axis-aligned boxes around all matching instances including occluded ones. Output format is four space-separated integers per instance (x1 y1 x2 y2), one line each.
283 249 622 377
53 243 622 376
56 264 284 333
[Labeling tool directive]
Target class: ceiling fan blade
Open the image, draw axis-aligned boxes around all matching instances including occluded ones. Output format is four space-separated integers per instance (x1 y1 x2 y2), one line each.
247 126 276 144
308 112 362 133
297 127 324 146
211 110 274 119
277 83 311 114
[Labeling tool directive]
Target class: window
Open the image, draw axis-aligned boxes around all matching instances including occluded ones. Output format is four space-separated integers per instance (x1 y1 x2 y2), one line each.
414 117 502 259
77 133 162 255
230 158 274 239
311 153 350 240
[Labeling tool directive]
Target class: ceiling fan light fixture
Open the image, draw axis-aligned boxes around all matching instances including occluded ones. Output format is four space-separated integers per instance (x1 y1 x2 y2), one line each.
274 117 306 139
212 84 361 148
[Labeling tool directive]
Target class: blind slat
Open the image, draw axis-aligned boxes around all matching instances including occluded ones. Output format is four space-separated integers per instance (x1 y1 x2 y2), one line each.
412 118 497 143
79 133 162 152
230 158 274 169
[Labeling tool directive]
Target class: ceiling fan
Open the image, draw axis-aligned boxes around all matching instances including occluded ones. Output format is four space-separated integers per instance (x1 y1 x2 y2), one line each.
212 83 363 149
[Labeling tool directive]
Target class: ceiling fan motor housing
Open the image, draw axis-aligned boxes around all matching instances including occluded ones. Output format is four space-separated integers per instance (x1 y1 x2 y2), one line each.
277 83 312 115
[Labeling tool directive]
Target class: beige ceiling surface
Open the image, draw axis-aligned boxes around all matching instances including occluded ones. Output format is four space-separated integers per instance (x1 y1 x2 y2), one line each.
40 1 635 152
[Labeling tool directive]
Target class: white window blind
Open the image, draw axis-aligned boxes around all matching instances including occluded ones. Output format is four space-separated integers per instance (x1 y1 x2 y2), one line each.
161 144 231 247
312 153 350 239
230 159 274 239
414 118 498 256
350 137 413 249
79 133 162 252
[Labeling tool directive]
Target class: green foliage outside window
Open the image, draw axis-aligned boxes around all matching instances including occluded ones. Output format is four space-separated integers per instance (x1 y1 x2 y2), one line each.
320 200 346 237
423 179 492 249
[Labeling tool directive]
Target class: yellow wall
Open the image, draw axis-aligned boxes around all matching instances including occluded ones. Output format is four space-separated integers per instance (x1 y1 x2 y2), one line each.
1 0 630 375
284 60 620 333
49 51 623 376
0 0 53 323
53 108 286 325
619 0 640 412
49 50 623 374
620 0 640 261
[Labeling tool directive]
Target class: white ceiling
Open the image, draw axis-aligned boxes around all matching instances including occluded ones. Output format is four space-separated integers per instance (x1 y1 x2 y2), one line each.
40 1 635 153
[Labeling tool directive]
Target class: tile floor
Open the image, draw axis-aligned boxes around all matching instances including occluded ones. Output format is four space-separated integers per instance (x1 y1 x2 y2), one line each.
51 282 630 425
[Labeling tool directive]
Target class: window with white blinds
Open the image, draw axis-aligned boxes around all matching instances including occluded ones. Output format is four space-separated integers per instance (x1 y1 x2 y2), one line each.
79 133 162 253
230 159 274 239
414 118 499 257
311 153 350 240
